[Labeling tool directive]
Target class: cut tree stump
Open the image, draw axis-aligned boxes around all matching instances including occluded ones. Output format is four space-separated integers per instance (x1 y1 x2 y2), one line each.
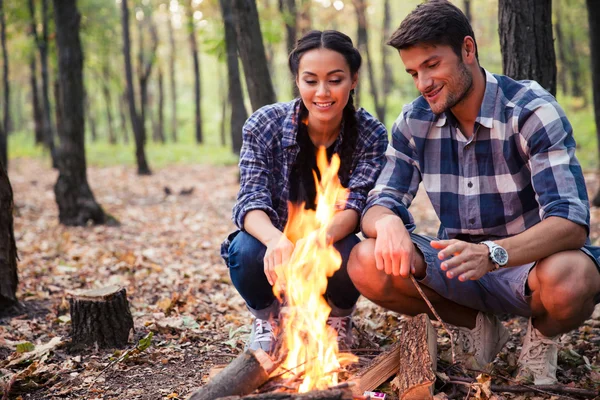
348 341 402 395
69 285 134 349
391 314 437 400
213 389 353 400
188 348 279 400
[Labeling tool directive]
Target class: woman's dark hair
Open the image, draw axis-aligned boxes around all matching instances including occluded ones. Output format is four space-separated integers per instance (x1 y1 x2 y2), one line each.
288 30 362 186
387 0 478 61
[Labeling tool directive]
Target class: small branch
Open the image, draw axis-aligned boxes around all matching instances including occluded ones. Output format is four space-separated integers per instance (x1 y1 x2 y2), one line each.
410 274 456 364
446 375 597 399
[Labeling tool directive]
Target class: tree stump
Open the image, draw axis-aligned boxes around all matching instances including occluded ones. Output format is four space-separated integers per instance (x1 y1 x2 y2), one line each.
392 314 437 400
69 286 134 349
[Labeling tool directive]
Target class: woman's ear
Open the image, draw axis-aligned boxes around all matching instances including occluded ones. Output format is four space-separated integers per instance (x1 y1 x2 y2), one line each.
351 73 358 90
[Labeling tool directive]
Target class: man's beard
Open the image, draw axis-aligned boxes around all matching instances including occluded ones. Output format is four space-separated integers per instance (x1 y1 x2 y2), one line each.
433 61 473 114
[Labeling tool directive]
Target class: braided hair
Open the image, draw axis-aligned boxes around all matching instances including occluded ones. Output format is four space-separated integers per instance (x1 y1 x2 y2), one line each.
288 30 362 186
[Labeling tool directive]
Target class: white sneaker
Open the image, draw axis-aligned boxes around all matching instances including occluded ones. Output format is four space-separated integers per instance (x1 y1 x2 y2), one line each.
327 315 354 351
455 312 510 370
516 318 558 385
245 318 278 354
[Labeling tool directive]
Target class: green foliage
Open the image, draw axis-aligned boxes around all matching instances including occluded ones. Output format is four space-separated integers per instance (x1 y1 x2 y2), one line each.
15 342 35 354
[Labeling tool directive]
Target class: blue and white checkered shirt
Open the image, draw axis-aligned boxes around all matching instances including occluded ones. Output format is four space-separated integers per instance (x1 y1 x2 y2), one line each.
364 69 591 242
222 98 388 261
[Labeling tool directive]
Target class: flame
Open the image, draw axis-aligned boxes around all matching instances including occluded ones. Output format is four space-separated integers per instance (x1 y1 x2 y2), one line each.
275 147 358 392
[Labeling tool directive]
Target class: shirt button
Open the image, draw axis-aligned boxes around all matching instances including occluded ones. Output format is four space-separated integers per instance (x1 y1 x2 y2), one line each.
467 181 473 188
469 218 475 224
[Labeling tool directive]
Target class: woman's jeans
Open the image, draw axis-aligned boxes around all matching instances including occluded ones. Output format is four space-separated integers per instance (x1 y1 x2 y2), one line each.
227 231 361 319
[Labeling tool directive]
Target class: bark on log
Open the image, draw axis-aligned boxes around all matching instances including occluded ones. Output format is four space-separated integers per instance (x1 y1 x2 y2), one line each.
188 349 278 400
349 341 401 395
215 389 353 400
392 314 437 400
69 286 134 349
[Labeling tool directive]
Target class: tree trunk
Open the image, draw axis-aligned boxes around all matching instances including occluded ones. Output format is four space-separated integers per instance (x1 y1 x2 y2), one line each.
85 94 97 142
566 23 584 99
69 286 134 349
353 0 384 122
121 0 151 175
220 65 227 147
298 0 311 35
168 12 177 142
587 0 600 207
0 0 7 168
101 63 116 145
553 3 568 96
231 0 276 111
157 67 165 143
464 0 472 24
119 93 129 144
188 0 203 144
279 0 298 98
0 159 17 314
382 0 393 101
498 0 556 96
40 0 58 167
27 0 44 146
220 0 247 155
52 0 107 226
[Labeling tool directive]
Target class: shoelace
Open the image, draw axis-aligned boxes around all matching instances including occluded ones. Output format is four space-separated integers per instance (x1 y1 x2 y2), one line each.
520 337 556 371
327 317 347 340
254 319 274 343
457 329 475 353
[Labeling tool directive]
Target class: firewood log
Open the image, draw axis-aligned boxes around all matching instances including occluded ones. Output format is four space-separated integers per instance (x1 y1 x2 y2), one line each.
69 285 134 349
214 388 353 399
188 349 278 400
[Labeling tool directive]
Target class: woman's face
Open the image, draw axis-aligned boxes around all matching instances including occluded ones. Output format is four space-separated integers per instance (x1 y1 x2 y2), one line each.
296 48 357 128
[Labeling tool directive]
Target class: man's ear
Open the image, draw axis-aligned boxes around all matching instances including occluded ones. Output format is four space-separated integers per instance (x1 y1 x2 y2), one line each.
351 73 358 90
463 36 477 63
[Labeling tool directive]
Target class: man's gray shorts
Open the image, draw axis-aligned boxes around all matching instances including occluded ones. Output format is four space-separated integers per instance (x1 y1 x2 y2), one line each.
411 233 600 317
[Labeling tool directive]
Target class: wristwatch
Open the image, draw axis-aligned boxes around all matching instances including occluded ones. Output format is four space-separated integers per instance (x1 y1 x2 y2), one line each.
481 241 508 271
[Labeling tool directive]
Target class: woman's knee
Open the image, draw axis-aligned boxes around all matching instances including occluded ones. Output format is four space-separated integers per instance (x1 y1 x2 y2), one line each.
228 231 266 274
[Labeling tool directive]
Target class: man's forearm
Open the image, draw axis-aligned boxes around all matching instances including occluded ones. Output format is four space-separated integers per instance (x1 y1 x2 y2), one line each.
496 216 587 267
361 205 402 238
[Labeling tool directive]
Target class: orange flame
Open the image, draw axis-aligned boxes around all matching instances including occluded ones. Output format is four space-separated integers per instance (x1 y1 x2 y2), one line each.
275 147 358 392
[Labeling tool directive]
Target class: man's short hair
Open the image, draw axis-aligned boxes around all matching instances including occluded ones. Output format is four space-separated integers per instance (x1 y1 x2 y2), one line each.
387 0 478 60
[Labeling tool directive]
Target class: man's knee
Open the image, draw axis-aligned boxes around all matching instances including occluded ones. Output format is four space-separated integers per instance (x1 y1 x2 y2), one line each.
532 250 599 318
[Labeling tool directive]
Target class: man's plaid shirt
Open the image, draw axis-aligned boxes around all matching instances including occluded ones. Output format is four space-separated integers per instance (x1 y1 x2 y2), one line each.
222 98 388 261
364 69 593 244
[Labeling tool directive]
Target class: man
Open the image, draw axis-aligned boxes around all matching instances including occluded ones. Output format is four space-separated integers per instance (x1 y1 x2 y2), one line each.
347 0 600 385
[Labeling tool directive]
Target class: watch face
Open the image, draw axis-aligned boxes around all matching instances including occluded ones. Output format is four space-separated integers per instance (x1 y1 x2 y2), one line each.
492 247 508 265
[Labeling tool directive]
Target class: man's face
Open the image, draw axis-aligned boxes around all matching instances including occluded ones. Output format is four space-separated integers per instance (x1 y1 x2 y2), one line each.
400 44 473 115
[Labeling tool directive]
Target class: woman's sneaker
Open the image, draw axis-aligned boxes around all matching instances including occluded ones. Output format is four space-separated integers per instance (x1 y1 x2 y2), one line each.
246 318 278 355
515 318 558 385
327 315 354 351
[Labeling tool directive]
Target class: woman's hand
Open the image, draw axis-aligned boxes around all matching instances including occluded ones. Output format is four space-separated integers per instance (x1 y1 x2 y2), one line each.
263 234 295 286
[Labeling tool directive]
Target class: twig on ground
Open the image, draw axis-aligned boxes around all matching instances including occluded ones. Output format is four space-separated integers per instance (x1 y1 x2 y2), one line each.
409 274 456 364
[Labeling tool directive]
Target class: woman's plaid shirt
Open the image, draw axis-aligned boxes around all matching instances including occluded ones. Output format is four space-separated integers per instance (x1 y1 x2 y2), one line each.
364 69 591 243
222 99 388 261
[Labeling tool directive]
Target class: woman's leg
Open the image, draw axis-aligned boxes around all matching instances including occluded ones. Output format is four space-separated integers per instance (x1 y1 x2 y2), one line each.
325 234 361 316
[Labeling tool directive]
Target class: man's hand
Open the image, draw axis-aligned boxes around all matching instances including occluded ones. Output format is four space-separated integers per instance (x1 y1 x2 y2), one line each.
374 214 415 277
264 234 294 286
430 239 493 281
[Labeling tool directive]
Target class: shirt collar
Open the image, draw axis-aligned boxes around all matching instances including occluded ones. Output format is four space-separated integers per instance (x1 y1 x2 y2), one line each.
435 68 498 130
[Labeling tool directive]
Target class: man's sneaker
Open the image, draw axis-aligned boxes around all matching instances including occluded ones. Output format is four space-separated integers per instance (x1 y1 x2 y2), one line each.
327 315 354 351
455 312 510 370
245 318 278 354
515 318 558 385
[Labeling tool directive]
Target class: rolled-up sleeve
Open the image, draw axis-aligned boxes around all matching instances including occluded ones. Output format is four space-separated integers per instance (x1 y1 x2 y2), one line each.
232 120 280 230
362 107 421 234
344 119 388 215
517 97 590 232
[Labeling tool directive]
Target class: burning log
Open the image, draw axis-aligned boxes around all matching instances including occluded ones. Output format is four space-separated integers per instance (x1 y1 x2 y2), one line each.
212 388 353 399
392 314 437 400
188 349 280 400
69 285 134 349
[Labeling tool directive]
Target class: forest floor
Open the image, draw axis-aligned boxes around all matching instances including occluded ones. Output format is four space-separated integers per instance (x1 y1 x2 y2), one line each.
1 158 600 400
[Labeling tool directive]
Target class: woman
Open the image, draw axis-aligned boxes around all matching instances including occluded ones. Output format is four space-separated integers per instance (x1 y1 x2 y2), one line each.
221 30 388 353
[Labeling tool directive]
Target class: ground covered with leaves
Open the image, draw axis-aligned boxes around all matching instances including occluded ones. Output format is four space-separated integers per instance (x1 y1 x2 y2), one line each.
1 159 599 400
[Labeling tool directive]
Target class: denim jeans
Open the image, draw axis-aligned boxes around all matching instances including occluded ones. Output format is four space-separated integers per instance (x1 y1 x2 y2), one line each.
227 231 361 319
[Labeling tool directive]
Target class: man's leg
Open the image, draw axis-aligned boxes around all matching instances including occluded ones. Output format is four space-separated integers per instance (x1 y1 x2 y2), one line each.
348 238 479 328
527 250 600 336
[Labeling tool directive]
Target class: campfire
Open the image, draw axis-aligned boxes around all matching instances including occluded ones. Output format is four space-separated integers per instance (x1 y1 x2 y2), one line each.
276 147 358 392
